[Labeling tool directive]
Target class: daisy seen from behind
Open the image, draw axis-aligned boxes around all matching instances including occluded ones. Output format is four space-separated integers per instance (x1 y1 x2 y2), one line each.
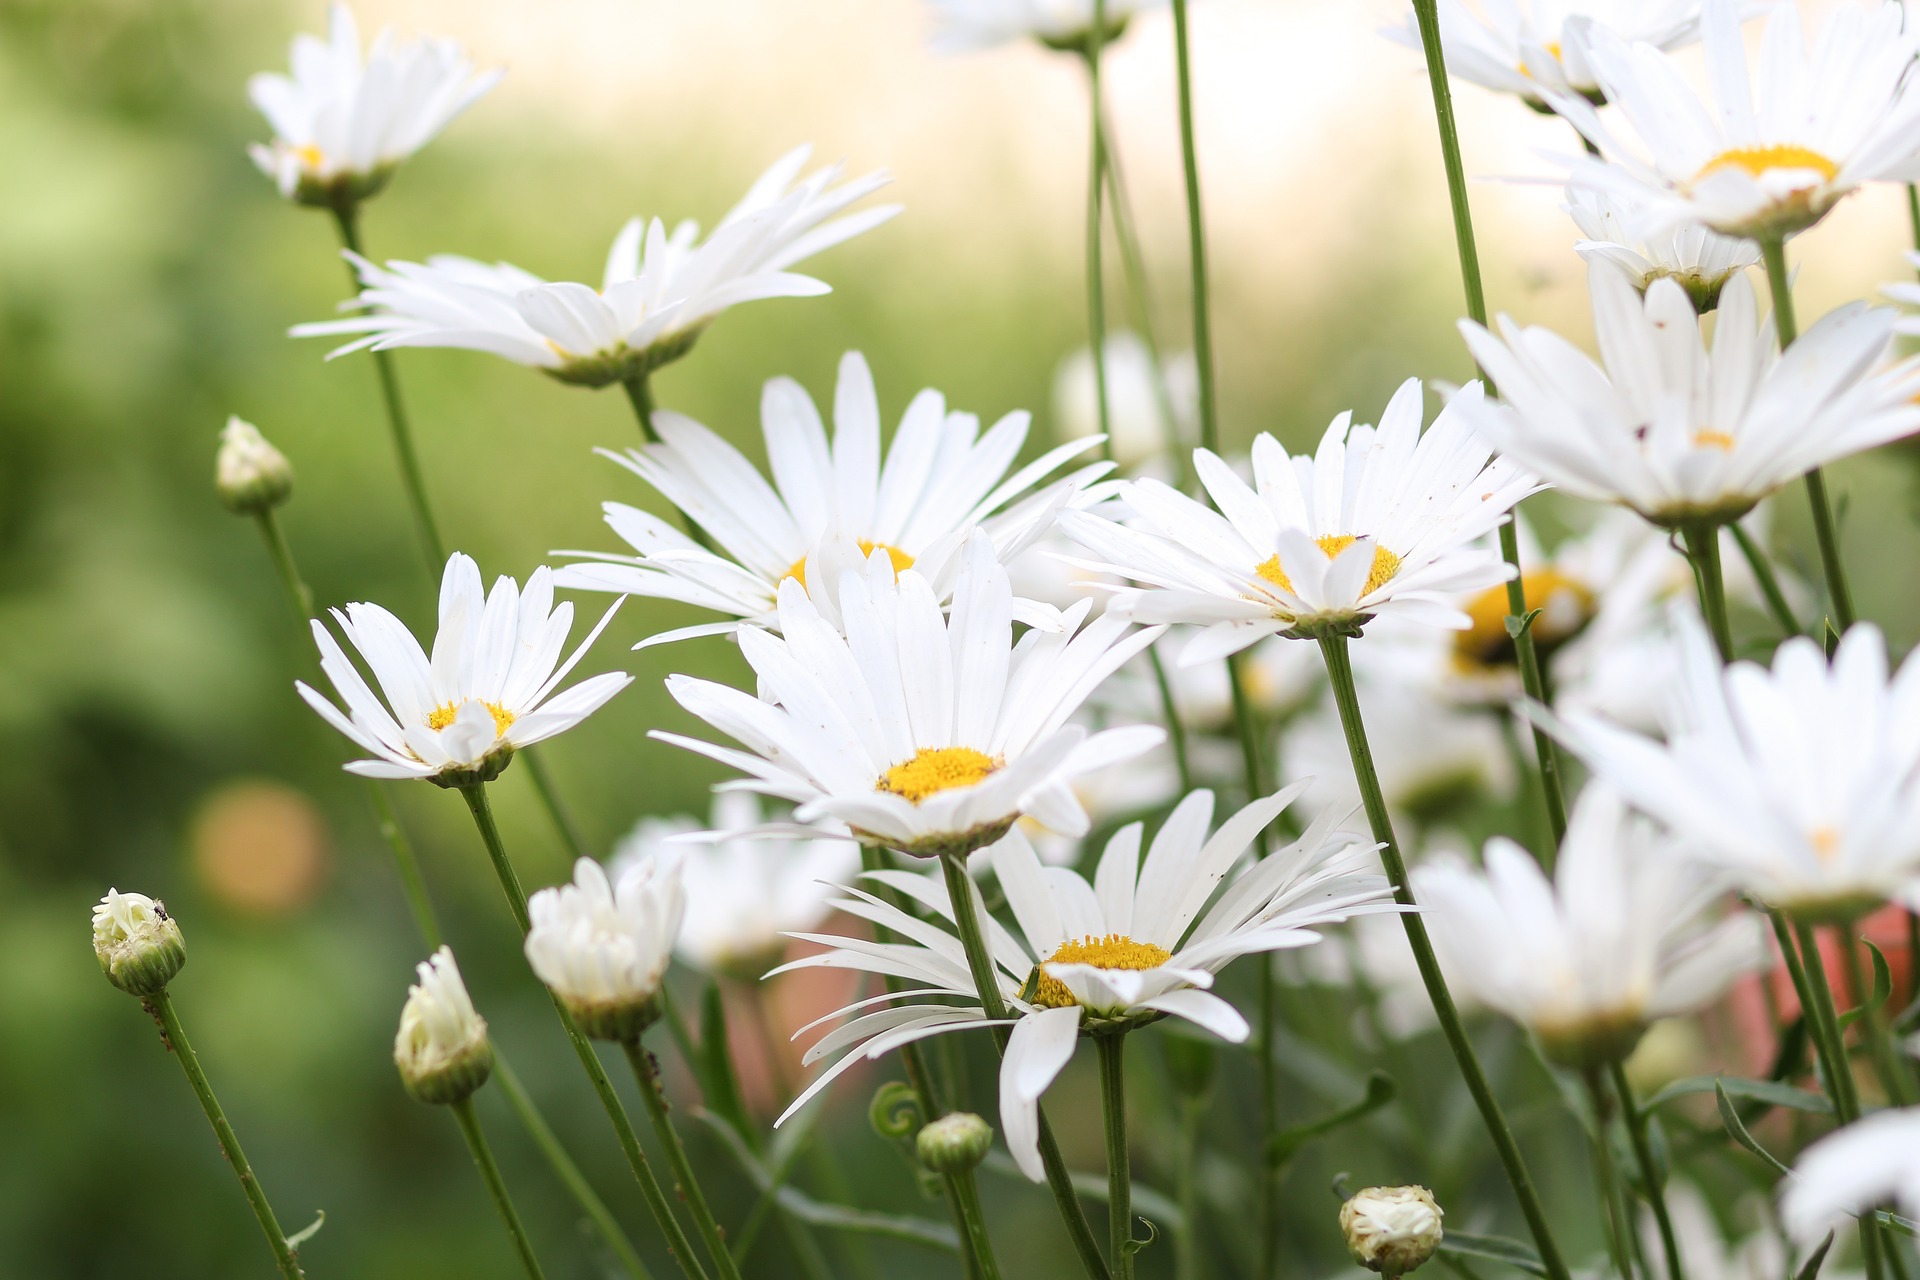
927 0 1166 54
298 552 632 787
1564 186 1758 313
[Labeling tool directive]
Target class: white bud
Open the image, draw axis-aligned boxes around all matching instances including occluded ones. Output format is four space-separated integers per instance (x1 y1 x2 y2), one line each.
215 416 293 514
394 947 492 1105
525 856 685 1042
1341 1185 1444 1277
92 888 187 996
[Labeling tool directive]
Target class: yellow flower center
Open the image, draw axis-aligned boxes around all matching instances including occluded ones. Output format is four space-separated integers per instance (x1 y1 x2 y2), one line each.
1694 145 1838 185
1456 569 1597 668
1811 826 1841 862
427 700 517 737
292 142 327 170
1692 429 1735 452
1030 934 1174 1009
785 540 914 590
1255 535 1402 598
876 746 1001 804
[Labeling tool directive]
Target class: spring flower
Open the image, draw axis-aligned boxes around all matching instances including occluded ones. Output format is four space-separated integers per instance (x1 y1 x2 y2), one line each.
293 147 899 387
773 787 1398 1178
1060 377 1536 660
1341 1184 1444 1277
214 417 294 515
1565 187 1758 312
1455 263 1920 529
1053 332 1196 469
298 553 632 787
658 531 1164 859
608 792 859 977
247 4 500 207
393 947 492 1105
525 856 686 1042
92 889 187 996
1415 786 1764 1066
1781 1109 1920 1246
1547 0 1920 241
1547 619 1920 921
927 0 1166 54
554 351 1105 644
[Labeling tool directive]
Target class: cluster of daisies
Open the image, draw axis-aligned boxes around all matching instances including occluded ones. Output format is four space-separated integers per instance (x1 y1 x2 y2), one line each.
96 0 1920 1277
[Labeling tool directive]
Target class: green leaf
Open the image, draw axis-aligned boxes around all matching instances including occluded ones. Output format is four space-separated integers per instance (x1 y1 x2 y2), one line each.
1265 1071 1397 1170
1505 607 1544 640
1840 940 1893 1032
1874 1210 1920 1239
1794 1230 1835 1280
1715 1080 1793 1176
1439 1230 1549 1278
868 1080 922 1141
1645 1074 1832 1116
1119 1217 1159 1258
284 1211 326 1250
697 981 754 1146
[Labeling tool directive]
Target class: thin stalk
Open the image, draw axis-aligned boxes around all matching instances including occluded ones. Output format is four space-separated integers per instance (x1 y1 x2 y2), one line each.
625 1043 745 1280
623 375 662 444
1317 633 1572 1280
947 1168 1005 1280
1169 0 1218 456
254 511 314 622
1837 925 1915 1106
1758 236 1855 630
936 850 1112 1280
142 990 306 1280
1146 647 1195 792
450 1096 549 1280
327 203 445 574
1098 1034 1136 1280
1908 186 1920 267
1729 523 1801 639
1582 1071 1636 1280
1083 3 1115 466
522 748 590 863
1682 525 1734 662
368 783 444 949
457 782 712 1280
1174 1096 1203 1280
1099 113 1191 482
1609 1062 1684 1280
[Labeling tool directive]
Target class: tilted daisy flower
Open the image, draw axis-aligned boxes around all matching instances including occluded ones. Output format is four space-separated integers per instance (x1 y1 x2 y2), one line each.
1547 618 1920 921
1565 186 1758 313
1383 0 1703 108
1455 262 1920 529
292 146 899 387
656 531 1165 859
1415 785 1764 1067
927 0 1166 54
553 351 1106 644
393 946 492 1105
1059 377 1537 661
1546 0 1920 241
1781 1108 1920 1246
525 855 686 1042
771 787 1398 1178
247 3 501 208
298 553 632 787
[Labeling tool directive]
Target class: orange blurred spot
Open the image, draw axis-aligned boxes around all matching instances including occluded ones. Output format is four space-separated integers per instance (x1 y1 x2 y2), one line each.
190 779 329 917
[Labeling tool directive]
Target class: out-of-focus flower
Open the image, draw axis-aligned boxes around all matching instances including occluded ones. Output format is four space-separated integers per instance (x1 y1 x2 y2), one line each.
927 0 1166 54
293 147 899 387
1456 264 1920 529
1061 378 1535 660
1548 0 1920 241
247 3 500 207
1384 0 1701 107
1416 786 1764 1066
1649 1182 1791 1280
1341 1184 1444 1276
555 352 1105 645
525 857 685 1042
214 417 294 515
1565 187 1758 312
1052 332 1196 469
92 889 187 996
298 553 631 787
608 792 859 978
1781 1108 1920 1246
393 947 492 1105
657 532 1164 859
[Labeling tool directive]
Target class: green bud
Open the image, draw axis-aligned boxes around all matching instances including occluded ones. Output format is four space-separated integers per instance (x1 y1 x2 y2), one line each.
92 888 187 996
916 1112 993 1175
215 417 294 515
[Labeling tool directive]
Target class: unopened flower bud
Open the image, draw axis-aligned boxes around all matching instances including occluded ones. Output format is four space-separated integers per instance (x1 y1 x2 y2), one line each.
394 947 493 1105
1341 1185 1443 1277
215 416 293 515
92 889 187 996
917 1112 993 1174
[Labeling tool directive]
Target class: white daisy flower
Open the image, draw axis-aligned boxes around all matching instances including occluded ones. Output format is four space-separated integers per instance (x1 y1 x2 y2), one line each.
608 792 859 977
770 787 1397 1178
247 3 501 207
553 351 1107 646
393 946 492 1104
927 0 1166 53
1565 186 1759 312
1384 0 1703 107
1547 618 1920 921
1455 263 1920 529
292 146 900 387
1653 1182 1795 1280
1059 377 1537 662
298 553 632 787
656 530 1166 859
1415 785 1765 1067
1547 0 1920 241
525 855 686 1043
1781 1108 1920 1247
1053 331 1197 469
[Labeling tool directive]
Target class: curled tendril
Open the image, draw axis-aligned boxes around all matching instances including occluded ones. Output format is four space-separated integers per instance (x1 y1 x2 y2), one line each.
868 1080 923 1139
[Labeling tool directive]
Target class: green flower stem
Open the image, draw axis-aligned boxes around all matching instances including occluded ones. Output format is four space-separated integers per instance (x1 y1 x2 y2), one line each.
1758 237 1855 630
255 511 314 623
1099 117 1191 483
367 783 445 949
1174 1095 1203 1280
1729 523 1802 639
450 1096 550 1280
946 1166 1005 1280
1083 2 1115 466
1682 524 1734 662
1169 0 1218 457
1317 632 1572 1280
1836 925 1916 1107
936 850 1113 1280
623 1043 745 1280
458 782 713 1280
622 374 663 444
1147 647 1195 793
522 748 590 863
327 203 446 574
1609 1061 1685 1280
141 989 306 1280
1097 1034 1136 1280
1581 1071 1636 1280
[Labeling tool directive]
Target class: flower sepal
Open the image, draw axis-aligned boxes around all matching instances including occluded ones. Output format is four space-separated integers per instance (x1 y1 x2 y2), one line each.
401 1035 493 1106
1534 1011 1648 1071
288 163 395 212
865 818 1019 863
565 992 663 1044
427 745 516 790
1279 613 1373 643
541 327 705 390
1038 17 1131 56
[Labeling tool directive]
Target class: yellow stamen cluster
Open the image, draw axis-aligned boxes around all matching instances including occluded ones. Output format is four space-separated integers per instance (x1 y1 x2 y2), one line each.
1810 826 1841 862
1255 534 1403 599
1692 429 1736 452
1456 569 1597 669
1030 934 1174 1009
1694 145 1838 185
427 700 517 737
785 540 915 590
877 746 1001 804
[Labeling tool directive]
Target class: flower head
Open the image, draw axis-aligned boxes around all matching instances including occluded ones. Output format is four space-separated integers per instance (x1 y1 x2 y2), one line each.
927 0 1165 54
393 947 492 1105
298 553 632 787
215 416 295 515
92 889 187 996
1341 1185 1445 1277
292 147 898 386
1565 187 1758 312
1781 1108 1920 1246
525 856 686 1042
1052 332 1195 469
247 3 500 207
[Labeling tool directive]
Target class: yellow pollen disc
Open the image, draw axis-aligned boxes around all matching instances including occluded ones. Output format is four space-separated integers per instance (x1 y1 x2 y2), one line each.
785 540 915 589
1456 569 1597 667
1692 429 1736 452
1030 934 1174 1009
292 143 326 169
427 700 517 737
1694 145 1838 185
1254 535 1402 598
876 746 1001 804
1810 826 1841 862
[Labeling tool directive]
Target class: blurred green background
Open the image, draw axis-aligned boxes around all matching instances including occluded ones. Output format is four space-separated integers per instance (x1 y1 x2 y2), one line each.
7 0 1920 1276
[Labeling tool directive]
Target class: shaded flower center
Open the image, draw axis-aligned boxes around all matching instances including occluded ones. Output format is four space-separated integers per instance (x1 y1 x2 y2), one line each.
1694 145 1838 186
427 700 517 737
1255 535 1402 598
1810 825 1841 862
292 142 327 169
785 540 915 590
877 746 1000 803
1692 429 1735 452
1456 569 1596 669
1031 934 1173 1009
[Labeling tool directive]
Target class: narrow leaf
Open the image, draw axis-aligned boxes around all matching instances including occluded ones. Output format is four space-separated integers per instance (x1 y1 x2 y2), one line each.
1439 1230 1549 1278
285 1211 326 1250
1265 1071 1397 1170
1645 1074 1831 1116
1875 1210 1920 1239
1794 1230 1835 1280
1715 1080 1793 1176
